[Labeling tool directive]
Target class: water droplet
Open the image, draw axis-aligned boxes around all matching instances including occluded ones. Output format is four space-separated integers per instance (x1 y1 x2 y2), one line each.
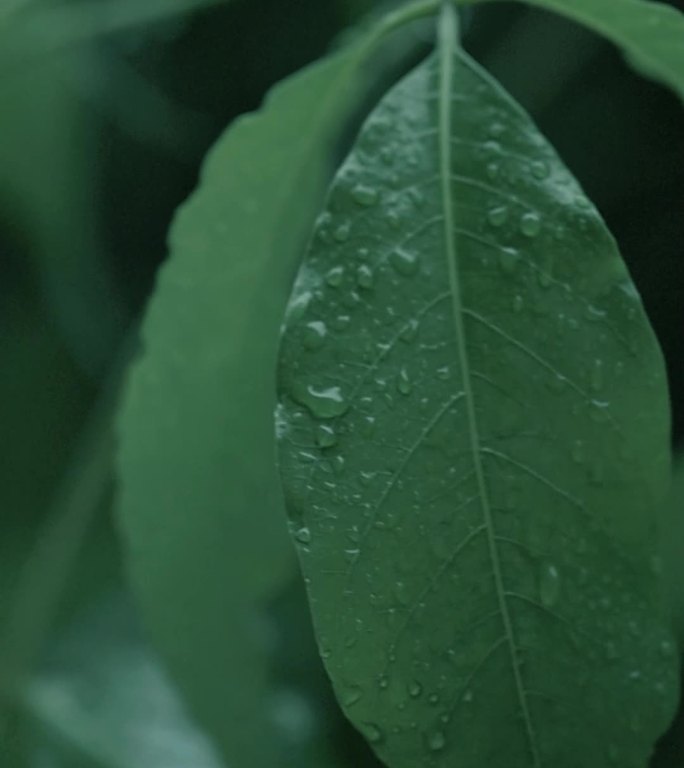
571 439 585 464
342 290 361 309
344 547 360 564
288 291 312 323
316 211 332 228
462 689 473 703
387 211 401 229
397 368 412 395
537 270 552 289
512 295 524 313
342 685 363 707
428 693 440 706
408 681 422 698
390 249 419 276
332 314 350 331
295 384 348 419
316 424 337 448
539 562 561 608
488 122 506 138
380 146 395 164
590 359 604 392
486 162 499 181
589 399 610 423
356 264 374 289
326 266 345 288
360 723 383 743
498 247 520 275
360 416 376 438
487 205 509 227
294 527 311 544
359 470 375 487
351 184 379 207
427 730 446 752
378 675 389 690
531 160 549 180
394 580 410 605
660 639 675 658
548 373 567 394
302 320 328 350
333 222 351 243
520 212 542 238
400 319 419 343
585 304 607 322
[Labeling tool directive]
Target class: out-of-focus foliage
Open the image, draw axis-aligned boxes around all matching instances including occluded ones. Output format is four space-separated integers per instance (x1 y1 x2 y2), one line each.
0 0 682 766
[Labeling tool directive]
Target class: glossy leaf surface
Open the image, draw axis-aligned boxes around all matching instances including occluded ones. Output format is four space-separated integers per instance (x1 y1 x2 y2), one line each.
662 458 684 647
474 0 684 100
277 9 678 767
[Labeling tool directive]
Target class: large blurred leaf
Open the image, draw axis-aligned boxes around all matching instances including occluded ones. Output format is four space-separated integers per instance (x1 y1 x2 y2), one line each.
0 345 127 768
473 0 684 100
0 0 230 62
0 419 114 716
24 594 225 768
277 6 677 766
0 14 123 372
117 3 440 762
0 257 96 734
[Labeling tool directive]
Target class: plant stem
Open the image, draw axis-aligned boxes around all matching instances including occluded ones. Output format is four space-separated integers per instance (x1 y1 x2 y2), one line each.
440 0 461 48
364 0 466 51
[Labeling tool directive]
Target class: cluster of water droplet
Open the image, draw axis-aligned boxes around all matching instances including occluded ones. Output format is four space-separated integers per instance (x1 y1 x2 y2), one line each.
274 46 677 768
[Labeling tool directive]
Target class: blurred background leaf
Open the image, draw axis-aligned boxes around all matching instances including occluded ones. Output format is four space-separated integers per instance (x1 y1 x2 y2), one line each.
22 592 225 768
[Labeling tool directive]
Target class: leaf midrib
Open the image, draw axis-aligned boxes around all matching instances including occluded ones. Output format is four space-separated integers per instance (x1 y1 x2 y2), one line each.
437 6 540 765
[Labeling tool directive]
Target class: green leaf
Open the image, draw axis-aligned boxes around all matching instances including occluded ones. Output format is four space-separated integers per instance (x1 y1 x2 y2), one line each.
117 3 440 762
23 594 226 768
277 6 678 766
473 0 684 100
0 37 123 371
662 457 684 647
0 0 230 63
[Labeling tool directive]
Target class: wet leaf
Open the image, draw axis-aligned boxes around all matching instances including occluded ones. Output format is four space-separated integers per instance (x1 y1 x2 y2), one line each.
277 7 678 767
662 457 684 647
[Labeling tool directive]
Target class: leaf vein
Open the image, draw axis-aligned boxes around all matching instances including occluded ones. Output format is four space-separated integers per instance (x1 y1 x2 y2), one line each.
438 13 540 766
